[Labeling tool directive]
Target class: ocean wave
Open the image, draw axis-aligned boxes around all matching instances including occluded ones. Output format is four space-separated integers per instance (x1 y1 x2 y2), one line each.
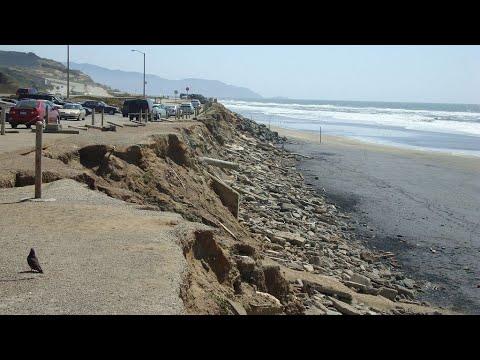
221 99 480 136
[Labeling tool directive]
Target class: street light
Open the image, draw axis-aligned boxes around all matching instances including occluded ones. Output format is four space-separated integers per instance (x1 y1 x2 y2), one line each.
131 49 146 98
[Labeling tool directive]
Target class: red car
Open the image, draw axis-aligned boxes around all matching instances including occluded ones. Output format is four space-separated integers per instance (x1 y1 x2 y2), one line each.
8 99 60 128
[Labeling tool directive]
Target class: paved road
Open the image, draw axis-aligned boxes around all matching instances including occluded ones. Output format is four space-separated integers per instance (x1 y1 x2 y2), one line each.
0 179 198 314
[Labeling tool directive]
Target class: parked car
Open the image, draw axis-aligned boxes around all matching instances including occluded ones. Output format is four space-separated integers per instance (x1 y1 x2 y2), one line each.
179 103 194 115
190 99 201 110
59 103 86 121
1 98 17 105
152 104 167 120
0 100 16 122
165 105 177 117
82 100 119 115
16 88 38 99
122 98 154 120
22 93 66 106
8 99 60 128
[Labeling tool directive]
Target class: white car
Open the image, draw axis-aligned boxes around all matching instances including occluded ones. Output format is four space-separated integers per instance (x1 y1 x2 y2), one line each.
190 99 201 109
152 104 167 120
59 103 86 121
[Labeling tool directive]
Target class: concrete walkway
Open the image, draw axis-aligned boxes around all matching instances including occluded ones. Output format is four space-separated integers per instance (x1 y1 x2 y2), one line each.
0 179 191 314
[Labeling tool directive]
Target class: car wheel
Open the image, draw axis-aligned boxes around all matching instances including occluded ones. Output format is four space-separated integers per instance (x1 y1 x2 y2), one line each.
10 123 17 129
110 110 115 115
26 123 32 129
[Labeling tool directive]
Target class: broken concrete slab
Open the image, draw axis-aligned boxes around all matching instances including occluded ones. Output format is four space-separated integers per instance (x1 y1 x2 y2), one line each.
210 175 240 218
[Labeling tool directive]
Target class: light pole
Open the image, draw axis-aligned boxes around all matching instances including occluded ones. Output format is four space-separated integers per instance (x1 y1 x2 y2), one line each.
67 45 70 100
131 49 146 98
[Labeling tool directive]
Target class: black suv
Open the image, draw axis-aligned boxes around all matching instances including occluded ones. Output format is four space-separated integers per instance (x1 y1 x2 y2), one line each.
19 93 65 106
82 100 119 115
122 98 153 119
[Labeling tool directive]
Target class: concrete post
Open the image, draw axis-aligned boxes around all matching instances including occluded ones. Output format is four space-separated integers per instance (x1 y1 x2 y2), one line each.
139 108 143 123
35 121 43 199
1 107 5 135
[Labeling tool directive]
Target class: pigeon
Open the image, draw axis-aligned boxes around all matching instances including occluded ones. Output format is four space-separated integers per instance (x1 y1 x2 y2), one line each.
27 248 43 273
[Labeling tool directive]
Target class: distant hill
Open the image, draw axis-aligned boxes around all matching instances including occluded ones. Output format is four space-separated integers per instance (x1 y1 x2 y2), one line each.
67 62 263 99
0 50 114 97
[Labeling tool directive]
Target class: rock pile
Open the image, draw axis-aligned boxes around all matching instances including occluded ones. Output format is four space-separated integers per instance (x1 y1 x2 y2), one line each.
208 112 429 315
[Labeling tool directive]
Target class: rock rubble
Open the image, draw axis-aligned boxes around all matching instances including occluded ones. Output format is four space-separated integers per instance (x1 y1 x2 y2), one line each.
204 111 432 315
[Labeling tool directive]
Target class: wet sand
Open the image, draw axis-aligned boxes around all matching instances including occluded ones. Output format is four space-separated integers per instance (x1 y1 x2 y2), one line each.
273 126 480 314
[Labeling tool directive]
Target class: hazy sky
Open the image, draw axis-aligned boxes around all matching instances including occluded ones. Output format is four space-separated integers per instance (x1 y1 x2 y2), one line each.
1 45 479 104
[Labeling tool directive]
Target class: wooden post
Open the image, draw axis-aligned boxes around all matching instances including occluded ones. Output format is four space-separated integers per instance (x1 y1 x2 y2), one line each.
1 107 5 135
101 107 104 127
92 108 95 125
35 122 43 199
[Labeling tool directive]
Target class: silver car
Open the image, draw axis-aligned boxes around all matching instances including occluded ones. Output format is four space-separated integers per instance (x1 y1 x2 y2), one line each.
59 103 86 121
179 103 194 115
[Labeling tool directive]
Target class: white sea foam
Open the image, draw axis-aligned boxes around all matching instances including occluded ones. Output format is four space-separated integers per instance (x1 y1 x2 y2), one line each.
221 99 480 137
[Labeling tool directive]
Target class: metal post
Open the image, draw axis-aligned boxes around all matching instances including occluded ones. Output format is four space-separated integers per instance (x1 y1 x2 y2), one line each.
320 126 322 144
45 108 49 125
92 108 95 125
101 107 104 127
35 122 43 199
67 45 70 100
1 107 5 135
143 52 146 98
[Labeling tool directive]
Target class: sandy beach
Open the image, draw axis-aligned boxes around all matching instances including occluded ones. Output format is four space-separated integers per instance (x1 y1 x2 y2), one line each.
272 126 480 313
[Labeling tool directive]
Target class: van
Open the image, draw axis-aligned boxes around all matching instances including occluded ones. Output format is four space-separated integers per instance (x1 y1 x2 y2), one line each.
122 98 154 120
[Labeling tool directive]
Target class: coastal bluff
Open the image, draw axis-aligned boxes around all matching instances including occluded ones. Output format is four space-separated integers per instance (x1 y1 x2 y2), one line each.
0 102 451 315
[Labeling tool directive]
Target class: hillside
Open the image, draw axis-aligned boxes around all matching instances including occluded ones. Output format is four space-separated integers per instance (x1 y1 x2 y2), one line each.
68 62 263 99
0 50 114 97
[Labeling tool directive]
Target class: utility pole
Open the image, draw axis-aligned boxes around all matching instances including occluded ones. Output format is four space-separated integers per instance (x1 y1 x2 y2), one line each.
131 49 146 98
67 45 70 100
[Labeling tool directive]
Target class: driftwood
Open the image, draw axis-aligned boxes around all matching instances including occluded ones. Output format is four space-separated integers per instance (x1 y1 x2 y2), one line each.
218 221 238 240
199 157 239 170
130 120 146 126
107 121 124 128
68 125 88 131
85 124 103 130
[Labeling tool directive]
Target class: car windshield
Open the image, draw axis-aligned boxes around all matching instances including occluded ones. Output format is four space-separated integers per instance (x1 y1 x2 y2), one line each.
64 104 81 109
16 100 38 109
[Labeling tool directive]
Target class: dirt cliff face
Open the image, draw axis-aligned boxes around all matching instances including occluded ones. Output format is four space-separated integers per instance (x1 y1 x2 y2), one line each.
22 103 299 314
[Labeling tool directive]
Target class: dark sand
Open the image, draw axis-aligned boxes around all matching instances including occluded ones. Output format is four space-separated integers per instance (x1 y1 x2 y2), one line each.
273 127 480 314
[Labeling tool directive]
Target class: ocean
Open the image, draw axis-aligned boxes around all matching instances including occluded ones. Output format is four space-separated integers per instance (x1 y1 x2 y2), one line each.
221 98 480 157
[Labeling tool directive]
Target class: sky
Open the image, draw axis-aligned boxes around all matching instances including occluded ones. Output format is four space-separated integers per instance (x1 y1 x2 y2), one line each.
1 45 479 104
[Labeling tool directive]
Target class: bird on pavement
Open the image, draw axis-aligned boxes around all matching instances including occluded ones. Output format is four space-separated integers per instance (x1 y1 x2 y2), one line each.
27 248 43 273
